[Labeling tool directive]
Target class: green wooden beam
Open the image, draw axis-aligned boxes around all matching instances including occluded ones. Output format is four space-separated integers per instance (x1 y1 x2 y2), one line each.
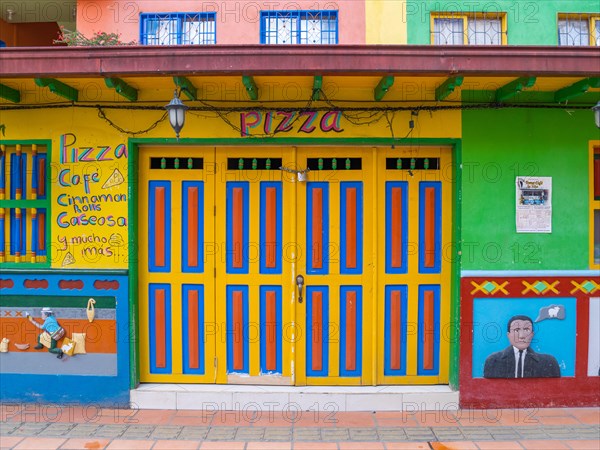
374 76 394 101
554 77 600 103
435 76 464 101
312 75 323 100
173 76 198 101
105 77 138 102
242 75 258 101
34 78 78 102
495 77 536 103
0 83 20 103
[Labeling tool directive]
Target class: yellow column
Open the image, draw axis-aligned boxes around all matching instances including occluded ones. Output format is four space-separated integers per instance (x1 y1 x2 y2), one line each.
365 1 407 44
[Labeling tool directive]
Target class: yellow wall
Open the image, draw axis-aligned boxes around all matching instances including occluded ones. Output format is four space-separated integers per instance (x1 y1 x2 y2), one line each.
0 76 460 270
365 0 407 44
2 109 130 269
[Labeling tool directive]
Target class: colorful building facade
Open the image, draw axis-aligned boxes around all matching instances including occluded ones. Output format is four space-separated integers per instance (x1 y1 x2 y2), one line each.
0 1 599 409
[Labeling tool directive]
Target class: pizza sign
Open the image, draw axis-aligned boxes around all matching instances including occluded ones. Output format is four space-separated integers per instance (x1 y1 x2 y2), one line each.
53 133 129 269
240 110 344 136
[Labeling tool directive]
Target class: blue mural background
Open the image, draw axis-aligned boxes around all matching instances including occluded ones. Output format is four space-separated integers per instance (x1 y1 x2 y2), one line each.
472 296 576 378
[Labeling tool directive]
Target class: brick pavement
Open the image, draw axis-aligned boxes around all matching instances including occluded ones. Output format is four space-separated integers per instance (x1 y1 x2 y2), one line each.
0 404 598 449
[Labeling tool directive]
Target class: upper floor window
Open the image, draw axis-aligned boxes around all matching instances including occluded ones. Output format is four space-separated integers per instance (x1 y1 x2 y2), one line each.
0 143 49 266
260 10 338 44
140 12 216 45
431 13 506 45
558 14 600 46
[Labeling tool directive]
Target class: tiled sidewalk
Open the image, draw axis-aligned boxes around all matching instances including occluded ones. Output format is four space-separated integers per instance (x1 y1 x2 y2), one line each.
0 405 598 449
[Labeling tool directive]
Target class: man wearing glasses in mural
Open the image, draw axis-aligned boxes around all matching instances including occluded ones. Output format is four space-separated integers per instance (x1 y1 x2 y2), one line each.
483 315 561 378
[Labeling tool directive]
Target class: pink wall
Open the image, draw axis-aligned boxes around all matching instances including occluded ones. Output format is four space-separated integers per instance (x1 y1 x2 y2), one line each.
76 1 365 44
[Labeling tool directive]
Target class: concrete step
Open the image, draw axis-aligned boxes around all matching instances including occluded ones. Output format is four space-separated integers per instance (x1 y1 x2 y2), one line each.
131 384 459 411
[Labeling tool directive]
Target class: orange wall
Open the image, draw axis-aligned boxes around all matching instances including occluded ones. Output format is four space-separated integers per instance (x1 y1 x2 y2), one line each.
76 0 365 44
16 22 61 46
0 19 60 47
0 19 16 46
0 19 60 46
0 318 117 353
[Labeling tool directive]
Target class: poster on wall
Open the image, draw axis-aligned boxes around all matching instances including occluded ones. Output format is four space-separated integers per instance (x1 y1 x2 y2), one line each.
516 176 552 233
472 296 576 379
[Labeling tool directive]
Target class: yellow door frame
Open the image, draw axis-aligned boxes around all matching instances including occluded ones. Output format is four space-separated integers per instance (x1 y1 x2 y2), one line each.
136 143 454 386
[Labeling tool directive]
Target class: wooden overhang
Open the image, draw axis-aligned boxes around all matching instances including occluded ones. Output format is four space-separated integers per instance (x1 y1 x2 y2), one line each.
1 45 599 78
1 45 599 105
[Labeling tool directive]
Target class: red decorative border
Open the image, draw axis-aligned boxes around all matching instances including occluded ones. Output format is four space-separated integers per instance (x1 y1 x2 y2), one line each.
58 279 84 290
93 280 120 290
23 279 49 289
0 279 15 289
460 276 600 408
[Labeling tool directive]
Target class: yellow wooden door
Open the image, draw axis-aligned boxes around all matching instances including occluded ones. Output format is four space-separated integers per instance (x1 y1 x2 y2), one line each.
138 147 216 382
214 148 294 383
294 148 374 385
211 147 377 386
376 147 453 384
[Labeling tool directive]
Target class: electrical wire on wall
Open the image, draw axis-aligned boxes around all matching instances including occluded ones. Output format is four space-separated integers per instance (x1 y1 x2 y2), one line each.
0 88 595 137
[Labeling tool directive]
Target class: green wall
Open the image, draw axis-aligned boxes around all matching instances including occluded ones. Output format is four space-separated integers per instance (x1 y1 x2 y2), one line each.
461 107 597 271
407 1 600 45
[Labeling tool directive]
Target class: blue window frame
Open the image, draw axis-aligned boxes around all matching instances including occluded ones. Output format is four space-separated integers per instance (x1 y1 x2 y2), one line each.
260 10 338 44
140 12 216 45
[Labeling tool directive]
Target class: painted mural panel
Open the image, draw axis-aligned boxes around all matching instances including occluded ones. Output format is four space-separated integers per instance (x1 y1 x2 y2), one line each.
461 276 599 408
0 296 117 375
53 133 128 269
0 273 130 404
472 296 576 378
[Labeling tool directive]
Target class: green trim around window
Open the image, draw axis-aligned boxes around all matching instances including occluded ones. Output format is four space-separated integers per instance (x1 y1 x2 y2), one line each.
0 139 52 268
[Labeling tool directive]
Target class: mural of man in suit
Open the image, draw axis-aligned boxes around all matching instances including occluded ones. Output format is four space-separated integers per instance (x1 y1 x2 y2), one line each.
483 315 561 378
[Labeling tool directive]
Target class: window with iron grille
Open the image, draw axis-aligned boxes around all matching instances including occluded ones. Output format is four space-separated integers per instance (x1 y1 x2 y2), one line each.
558 14 600 46
0 143 49 266
140 12 216 45
260 10 338 44
431 13 506 45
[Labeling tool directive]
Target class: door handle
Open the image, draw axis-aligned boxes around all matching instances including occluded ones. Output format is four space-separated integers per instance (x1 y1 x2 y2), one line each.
296 274 304 303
